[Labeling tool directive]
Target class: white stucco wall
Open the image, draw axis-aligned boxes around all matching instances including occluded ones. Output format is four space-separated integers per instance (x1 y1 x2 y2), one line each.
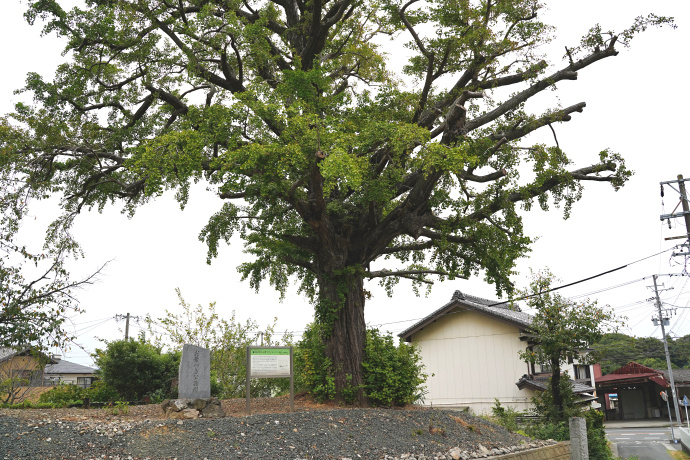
412 308 534 415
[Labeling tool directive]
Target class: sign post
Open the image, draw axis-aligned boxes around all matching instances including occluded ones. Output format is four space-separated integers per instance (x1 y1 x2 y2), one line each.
661 391 677 442
246 346 293 415
682 395 690 429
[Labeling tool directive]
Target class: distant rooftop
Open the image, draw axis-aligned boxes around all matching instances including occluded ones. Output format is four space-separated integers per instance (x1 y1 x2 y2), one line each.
45 358 97 375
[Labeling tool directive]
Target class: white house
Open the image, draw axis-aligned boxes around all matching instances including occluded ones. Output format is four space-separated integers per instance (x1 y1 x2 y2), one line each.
44 356 98 388
399 290 597 415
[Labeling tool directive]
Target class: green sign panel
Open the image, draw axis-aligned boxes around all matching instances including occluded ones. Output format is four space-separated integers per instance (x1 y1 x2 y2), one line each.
249 347 291 377
251 349 290 355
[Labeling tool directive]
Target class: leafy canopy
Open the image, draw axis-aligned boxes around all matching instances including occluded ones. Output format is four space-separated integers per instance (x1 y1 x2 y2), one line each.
0 1 673 311
93 338 179 401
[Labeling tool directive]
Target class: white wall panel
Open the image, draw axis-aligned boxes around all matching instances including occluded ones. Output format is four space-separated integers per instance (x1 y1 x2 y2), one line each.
412 308 532 414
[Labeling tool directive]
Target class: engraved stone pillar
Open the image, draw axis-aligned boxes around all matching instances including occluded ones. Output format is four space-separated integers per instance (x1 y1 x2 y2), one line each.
569 417 589 460
178 344 211 399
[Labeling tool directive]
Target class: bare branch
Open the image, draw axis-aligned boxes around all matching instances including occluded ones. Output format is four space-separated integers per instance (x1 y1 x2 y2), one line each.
490 102 586 141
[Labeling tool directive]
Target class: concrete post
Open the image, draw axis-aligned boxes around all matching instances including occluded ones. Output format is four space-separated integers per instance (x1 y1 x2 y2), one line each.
569 417 589 460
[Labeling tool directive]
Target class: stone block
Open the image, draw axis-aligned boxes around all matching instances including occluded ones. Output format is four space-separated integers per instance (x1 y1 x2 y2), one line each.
179 344 211 399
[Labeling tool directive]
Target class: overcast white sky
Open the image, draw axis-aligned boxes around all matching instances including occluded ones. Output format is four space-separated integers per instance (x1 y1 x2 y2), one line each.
1 0 689 366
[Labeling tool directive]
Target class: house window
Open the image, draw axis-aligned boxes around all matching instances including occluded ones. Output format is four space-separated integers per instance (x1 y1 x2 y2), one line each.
12 370 32 380
537 362 551 374
574 365 591 381
77 377 93 389
12 370 42 384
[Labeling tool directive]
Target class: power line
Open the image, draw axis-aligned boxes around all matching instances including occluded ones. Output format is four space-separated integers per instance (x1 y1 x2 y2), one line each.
489 247 677 307
569 278 646 300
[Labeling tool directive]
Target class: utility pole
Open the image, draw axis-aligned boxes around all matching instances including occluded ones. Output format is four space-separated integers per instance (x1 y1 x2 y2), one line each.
677 174 690 240
660 174 690 255
125 312 130 340
652 275 682 431
115 313 141 340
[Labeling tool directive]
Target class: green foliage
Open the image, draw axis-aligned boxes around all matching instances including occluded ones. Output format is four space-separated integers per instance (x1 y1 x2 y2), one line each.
94 339 179 401
637 357 677 369
38 380 120 407
517 269 620 419
490 399 520 433
0 238 96 349
296 325 427 406
363 328 427 407
0 0 673 400
293 322 334 402
593 332 690 374
108 401 130 416
526 420 570 442
584 409 614 460
144 289 291 398
526 377 613 459
530 374 581 423
0 401 59 409
39 383 86 406
85 379 120 403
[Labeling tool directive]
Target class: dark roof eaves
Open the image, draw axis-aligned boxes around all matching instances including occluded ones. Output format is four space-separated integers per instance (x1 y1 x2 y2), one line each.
399 296 531 341
398 297 459 341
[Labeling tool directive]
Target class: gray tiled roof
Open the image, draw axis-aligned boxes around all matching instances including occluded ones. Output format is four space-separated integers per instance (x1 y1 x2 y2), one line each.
0 347 19 362
0 346 58 364
45 360 97 375
398 290 532 341
656 368 690 384
516 375 595 394
0 346 35 363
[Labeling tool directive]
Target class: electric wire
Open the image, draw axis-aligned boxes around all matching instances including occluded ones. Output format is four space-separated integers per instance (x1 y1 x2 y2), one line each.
72 317 114 336
489 247 676 307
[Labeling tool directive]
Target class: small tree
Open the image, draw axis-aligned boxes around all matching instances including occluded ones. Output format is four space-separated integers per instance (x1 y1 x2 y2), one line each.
517 269 619 421
94 339 179 401
0 218 103 350
144 289 291 398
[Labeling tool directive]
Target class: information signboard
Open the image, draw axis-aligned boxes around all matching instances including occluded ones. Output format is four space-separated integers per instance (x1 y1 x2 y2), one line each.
249 348 291 377
246 346 293 414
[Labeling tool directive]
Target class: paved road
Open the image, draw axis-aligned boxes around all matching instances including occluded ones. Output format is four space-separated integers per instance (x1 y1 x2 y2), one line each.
606 427 682 460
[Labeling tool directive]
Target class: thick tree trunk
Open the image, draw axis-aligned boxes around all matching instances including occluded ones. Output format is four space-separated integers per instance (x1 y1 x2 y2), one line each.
319 272 367 405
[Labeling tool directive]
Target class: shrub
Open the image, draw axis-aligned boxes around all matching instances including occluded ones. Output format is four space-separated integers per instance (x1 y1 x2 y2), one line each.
0 401 58 409
584 408 614 460
524 420 570 441
295 325 427 406
490 399 520 432
94 339 179 400
39 384 86 407
86 380 120 403
363 328 427 406
293 323 334 402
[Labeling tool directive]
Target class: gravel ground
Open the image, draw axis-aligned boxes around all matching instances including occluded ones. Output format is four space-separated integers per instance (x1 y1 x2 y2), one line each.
0 399 548 459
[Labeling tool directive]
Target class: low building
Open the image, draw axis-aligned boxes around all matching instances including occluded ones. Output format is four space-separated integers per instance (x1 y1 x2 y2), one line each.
399 290 597 414
0 347 57 403
596 362 690 421
44 356 98 388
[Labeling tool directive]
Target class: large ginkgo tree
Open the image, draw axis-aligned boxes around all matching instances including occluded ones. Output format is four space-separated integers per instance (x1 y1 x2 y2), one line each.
0 0 672 402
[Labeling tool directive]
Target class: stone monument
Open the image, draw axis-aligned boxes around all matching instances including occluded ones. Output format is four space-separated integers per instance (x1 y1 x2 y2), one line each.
161 344 224 419
179 344 211 399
